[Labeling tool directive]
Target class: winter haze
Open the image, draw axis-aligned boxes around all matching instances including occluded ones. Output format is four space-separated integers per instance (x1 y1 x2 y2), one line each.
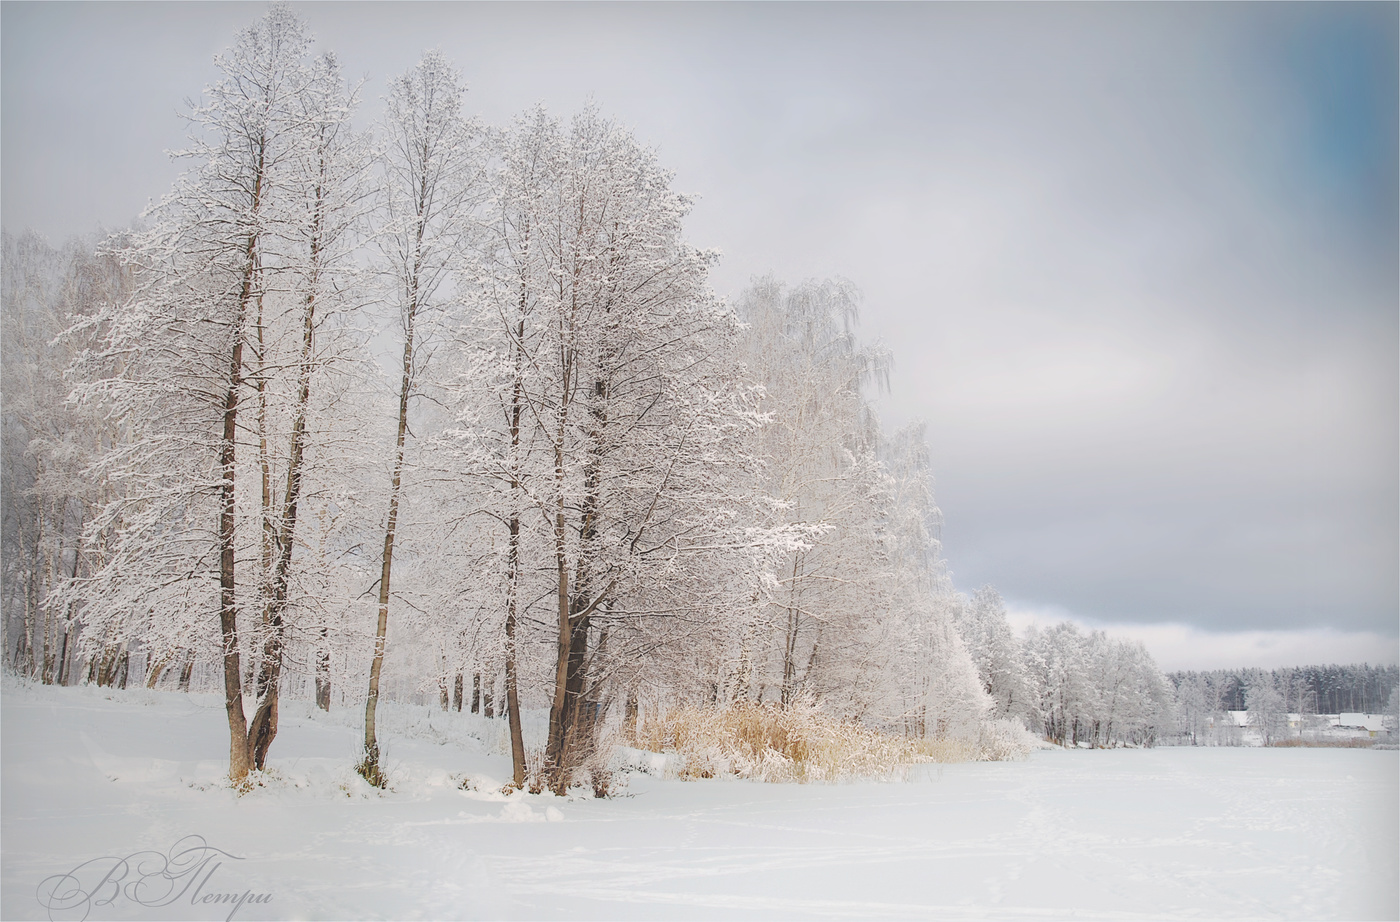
3 1 1396 670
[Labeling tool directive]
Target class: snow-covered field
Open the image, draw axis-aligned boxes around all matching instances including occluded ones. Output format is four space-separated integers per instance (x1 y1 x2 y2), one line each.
3 680 1395 921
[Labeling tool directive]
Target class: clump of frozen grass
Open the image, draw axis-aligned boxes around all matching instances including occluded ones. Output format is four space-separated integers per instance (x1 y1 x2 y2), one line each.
906 736 983 764
355 756 389 789
633 699 1025 783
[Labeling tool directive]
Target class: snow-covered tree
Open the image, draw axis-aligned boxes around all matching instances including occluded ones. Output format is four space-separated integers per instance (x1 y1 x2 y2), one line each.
1024 622 1093 745
1171 672 1218 745
871 424 990 736
955 586 1033 726
1 232 135 685
359 49 486 787
1022 622 1171 747
2 13 1038 791
66 7 371 784
457 106 753 791
1245 675 1288 745
735 278 892 711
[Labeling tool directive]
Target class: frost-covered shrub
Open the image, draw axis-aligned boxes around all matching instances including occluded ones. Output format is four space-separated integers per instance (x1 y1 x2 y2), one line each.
973 718 1041 761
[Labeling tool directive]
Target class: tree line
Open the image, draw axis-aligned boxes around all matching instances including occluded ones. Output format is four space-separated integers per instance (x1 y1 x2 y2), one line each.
2 8 1006 792
954 586 1175 747
1168 664 1399 746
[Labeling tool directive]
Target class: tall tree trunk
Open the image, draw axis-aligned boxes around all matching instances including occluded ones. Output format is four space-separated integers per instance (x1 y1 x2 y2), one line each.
315 637 332 711
218 207 263 785
544 305 577 780
781 552 803 708
504 556 526 785
362 253 421 786
439 656 451 711
56 517 84 687
545 434 573 785
249 290 274 697
560 615 590 774
315 620 331 710
548 359 613 793
17 581 33 676
255 293 274 589
56 623 72 686
249 199 326 771
13 626 29 675
503 313 528 788
146 652 173 689
578 625 610 761
29 473 48 683
39 501 56 685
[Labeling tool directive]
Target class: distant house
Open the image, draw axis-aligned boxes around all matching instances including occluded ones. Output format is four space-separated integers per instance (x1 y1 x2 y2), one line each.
1226 710 1250 728
1337 713 1387 734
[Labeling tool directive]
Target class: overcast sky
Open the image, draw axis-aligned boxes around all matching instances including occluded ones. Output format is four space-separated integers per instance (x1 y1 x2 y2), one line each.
3 2 1396 670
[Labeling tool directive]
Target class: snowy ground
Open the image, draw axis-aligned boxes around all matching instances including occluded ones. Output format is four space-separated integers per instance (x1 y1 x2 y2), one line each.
3 680 1396 921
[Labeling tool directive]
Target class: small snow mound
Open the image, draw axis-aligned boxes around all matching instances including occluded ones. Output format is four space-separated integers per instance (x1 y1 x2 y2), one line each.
613 745 673 776
333 768 381 799
499 801 541 822
455 773 512 801
496 799 564 822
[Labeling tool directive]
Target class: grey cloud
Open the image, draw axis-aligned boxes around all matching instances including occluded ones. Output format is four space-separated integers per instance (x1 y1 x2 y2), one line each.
3 2 1394 643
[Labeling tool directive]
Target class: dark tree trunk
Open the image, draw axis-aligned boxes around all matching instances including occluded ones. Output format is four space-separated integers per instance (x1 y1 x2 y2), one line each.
503 314 528 789
219 227 257 786
248 157 328 774
362 258 418 788
549 613 593 793
56 624 72 686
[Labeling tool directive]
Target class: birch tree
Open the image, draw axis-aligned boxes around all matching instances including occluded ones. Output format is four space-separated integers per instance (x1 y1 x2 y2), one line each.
360 51 485 786
735 278 893 711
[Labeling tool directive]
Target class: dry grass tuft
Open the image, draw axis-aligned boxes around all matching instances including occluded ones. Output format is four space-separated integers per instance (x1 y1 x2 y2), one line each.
1269 737 1377 749
633 700 1027 783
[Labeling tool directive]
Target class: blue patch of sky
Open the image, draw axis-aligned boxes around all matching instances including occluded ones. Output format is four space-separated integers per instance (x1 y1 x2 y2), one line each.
1283 6 1398 245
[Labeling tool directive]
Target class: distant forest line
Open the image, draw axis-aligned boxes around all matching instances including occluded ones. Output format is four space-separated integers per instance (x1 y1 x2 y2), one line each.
1167 664 1398 715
